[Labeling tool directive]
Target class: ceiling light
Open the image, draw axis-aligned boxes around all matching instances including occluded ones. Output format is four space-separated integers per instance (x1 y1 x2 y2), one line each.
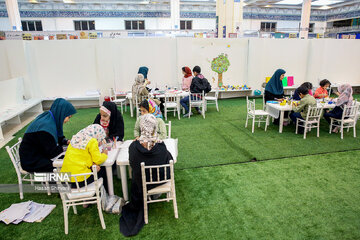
311 0 343 6
275 0 303 5
319 5 332 9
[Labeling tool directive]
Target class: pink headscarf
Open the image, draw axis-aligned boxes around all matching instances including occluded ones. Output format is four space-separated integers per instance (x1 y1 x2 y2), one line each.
336 84 353 108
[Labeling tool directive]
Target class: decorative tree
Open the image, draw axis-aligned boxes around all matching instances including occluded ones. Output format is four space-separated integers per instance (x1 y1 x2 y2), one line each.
211 53 230 87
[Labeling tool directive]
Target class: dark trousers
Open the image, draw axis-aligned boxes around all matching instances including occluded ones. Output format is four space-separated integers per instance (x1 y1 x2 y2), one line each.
290 112 304 132
324 106 343 124
70 166 108 193
180 96 200 113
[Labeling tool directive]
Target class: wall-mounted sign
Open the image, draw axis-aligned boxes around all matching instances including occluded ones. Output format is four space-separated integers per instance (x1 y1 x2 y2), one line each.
56 34 67 40
22 33 32 40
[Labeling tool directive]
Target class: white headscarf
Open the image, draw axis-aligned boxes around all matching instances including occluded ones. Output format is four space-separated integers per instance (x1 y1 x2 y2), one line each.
70 124 106 150
138 114 161 150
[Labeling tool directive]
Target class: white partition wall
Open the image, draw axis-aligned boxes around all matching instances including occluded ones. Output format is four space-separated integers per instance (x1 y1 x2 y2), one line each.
0 77 24 111
0 41 27 81
176 38 249 88
24 40 99 98
0 38 360 100
306 39 360 86
247 39 310 89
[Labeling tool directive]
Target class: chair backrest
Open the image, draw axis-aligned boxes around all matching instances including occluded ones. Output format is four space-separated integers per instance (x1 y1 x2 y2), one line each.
54 165 100 200
246 96 255 113
109 88 116 99
343 101 358 120
305 106 323 122
165 93 178 106
5 138 24 175
165 121 171 138
141 160 174 188
136 94 150 107
189 91 204 104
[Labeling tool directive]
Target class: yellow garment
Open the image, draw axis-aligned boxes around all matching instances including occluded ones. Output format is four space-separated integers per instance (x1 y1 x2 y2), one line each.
60 138 107 182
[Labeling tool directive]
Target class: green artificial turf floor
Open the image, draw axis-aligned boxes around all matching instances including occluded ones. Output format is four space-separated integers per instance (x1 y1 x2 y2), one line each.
0 97 359 239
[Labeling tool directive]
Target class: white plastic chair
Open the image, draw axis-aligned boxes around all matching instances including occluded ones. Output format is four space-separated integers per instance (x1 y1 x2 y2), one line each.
329 102 358 139
205 88 219 112
109 88 126 114
295 106 323 139
6 138 51 199
245 96 270 133
165 121 172 138
189 91 206 119
141 160 178 224
135 94 150 118
54 166 105 234
164 93 180 120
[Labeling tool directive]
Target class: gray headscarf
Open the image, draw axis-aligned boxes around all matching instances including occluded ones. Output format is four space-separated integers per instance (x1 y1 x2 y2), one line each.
132 73 146 105
138 114 161 150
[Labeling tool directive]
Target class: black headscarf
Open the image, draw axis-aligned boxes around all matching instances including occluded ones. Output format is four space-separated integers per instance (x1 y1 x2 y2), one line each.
94 101 124 140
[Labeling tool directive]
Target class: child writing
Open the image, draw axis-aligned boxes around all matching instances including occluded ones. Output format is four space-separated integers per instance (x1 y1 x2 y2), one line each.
289 85 316 133
61 124 109 193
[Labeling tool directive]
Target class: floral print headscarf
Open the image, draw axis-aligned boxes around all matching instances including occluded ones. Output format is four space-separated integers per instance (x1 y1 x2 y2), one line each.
70 124 106 150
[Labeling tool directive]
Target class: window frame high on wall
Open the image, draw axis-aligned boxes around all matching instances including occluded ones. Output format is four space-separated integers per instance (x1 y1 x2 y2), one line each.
74 20 96 31
260 22 277 32
21 20 43 31
180 20 192 30
125 20 145 30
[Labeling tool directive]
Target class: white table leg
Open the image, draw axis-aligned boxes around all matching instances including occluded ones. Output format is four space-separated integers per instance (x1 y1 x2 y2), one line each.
105 166 114 196
0 126 3 141
120 165 129 201
130 100 133 118
279 111 284 133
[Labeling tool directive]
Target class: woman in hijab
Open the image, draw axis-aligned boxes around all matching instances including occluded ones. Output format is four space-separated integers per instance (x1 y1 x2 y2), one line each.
61 124 108 192
19 98 76 173
265 69 286 102
138 66 149 80
182 66 193 91
120 114 173 237
132 74 150 106
94 101 124 141
324 84 354 133
134 99 167 140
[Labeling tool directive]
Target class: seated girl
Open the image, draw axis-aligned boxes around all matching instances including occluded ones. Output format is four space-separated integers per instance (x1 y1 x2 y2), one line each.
314 79 331 99
292 82 313 100
61 124 108 192
19 98 76 173
182 66 193 91
134 99 167 139
324 84 354 133
94 101 124 141
120 114 173 237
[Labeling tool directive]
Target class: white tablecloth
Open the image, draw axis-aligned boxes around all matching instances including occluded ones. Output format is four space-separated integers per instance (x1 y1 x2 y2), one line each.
116 138 178 166
266 102 337 118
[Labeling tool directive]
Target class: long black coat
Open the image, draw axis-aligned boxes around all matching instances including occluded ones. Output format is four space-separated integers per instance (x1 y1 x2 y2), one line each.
119 141 173 237
94 101 124 140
